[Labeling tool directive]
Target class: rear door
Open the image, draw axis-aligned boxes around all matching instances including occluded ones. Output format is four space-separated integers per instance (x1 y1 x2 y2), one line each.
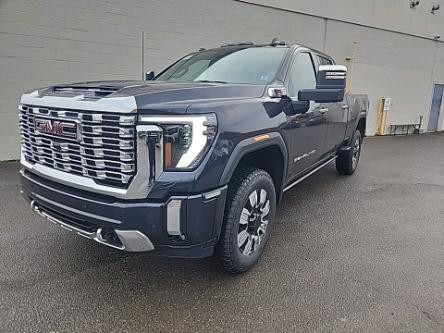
283 51 328 178
315 55 348 154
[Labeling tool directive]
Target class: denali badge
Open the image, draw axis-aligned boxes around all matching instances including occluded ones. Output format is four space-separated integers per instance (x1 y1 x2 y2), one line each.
294 149 317 163
34 117 79 141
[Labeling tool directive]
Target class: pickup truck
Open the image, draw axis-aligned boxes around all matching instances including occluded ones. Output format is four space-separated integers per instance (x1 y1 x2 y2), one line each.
19 40 368 273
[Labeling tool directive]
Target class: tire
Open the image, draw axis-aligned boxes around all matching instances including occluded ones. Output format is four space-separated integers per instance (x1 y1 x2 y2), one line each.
216 167 276 274
336 129 362 175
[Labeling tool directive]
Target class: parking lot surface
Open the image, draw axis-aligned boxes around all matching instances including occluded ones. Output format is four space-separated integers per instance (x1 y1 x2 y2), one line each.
1 134 444 333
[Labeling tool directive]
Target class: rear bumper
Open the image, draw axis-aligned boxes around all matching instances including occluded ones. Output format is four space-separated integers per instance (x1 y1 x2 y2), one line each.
21 169 227 258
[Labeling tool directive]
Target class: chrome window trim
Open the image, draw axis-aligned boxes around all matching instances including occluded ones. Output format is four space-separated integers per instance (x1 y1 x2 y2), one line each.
21 124 163 199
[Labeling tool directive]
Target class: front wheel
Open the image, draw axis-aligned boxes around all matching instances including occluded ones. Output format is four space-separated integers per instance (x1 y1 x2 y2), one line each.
336 129 362 175
216 167 276 274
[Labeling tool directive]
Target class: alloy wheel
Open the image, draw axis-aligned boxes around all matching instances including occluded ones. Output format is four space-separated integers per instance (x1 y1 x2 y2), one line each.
352 136 361 169
237 189 270 256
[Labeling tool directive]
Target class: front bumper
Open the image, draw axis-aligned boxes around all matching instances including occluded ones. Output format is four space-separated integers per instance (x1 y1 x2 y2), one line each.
21 169 227 258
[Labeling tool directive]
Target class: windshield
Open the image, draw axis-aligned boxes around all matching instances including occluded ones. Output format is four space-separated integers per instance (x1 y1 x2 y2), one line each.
156 47 289 85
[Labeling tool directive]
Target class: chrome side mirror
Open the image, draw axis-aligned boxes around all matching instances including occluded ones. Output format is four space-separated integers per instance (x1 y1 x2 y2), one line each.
316 65 347 90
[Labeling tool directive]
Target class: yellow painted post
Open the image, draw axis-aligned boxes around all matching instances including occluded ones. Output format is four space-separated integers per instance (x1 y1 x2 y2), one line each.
376 97 388 135
346 42 358 93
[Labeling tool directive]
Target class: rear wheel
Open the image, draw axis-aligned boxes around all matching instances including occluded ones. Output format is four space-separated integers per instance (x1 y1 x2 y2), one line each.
336 129 362 175
216 167 276 274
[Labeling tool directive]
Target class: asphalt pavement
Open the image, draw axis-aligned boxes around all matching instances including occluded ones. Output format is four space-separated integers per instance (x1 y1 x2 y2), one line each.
1 134 444 333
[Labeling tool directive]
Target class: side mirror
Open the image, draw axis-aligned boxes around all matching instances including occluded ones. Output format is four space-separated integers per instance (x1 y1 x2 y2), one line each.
145 70 155 81
299 65 347 103
317 65 347 90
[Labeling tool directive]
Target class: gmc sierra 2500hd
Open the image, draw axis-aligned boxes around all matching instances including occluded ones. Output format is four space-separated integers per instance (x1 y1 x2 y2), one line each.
19 40 368 273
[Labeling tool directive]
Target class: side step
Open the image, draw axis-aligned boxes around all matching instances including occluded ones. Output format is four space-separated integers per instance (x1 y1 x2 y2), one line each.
283 156 337 193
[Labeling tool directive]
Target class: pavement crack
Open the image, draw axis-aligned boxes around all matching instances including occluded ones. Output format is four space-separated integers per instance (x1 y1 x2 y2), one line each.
419 308 434 321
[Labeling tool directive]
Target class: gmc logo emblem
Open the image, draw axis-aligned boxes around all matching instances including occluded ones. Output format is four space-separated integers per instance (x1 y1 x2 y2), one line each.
34 117 79 141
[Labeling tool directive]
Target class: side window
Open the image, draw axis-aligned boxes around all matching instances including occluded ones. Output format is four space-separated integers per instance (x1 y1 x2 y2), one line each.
288 53 316 98
318 56 333 67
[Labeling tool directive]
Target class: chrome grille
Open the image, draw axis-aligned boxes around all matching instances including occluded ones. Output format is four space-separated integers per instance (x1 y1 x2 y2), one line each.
19 105 137 187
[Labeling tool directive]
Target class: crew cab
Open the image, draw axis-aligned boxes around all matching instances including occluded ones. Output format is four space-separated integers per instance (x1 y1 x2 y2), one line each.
19 40 368 273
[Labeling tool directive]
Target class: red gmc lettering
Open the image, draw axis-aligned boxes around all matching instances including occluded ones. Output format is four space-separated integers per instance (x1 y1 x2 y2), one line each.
34 119 77 138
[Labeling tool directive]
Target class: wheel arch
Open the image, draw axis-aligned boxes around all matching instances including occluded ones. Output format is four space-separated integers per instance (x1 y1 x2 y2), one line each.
356 115 366 138
345 113 366 146
219 132 288 203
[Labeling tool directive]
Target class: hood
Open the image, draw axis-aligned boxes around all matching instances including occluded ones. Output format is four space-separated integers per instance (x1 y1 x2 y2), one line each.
35 80 266 115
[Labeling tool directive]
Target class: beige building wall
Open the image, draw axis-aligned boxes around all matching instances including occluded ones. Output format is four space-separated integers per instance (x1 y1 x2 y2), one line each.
242 0 444 39
1 0 444 160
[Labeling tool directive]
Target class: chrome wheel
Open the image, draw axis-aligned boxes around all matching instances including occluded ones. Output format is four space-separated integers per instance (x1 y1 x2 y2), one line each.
352 136 361 169
238 188 270 256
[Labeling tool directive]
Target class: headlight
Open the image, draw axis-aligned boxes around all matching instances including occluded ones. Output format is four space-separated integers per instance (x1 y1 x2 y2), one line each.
139 114 217 170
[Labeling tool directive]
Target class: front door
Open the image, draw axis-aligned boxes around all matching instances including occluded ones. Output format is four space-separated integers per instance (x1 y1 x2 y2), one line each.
283 51 328 179
428 84 444 132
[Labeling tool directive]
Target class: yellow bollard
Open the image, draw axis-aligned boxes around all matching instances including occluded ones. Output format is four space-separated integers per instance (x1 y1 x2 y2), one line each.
376 97 388 135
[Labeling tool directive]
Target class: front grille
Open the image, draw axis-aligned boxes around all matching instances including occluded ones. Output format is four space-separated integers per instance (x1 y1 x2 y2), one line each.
19 105 137 187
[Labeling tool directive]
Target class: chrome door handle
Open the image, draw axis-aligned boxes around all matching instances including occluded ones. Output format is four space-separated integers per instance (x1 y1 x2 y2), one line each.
319 108 329 114
341 104 349 109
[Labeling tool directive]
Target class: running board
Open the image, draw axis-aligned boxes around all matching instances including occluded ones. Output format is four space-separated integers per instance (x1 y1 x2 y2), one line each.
283 156 337 193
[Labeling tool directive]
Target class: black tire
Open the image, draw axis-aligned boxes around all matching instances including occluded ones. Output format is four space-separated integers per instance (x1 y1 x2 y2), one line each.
216 167 276 274
336 129 362 175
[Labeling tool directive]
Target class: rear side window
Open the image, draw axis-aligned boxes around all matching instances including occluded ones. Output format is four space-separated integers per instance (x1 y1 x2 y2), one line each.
288 52 316 98
318 56 333 67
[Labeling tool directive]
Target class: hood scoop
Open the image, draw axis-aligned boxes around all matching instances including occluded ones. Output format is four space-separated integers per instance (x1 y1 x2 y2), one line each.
50 85 121 100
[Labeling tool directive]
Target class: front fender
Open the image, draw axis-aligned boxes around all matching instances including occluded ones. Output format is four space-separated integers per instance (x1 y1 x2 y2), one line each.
219 132 288 187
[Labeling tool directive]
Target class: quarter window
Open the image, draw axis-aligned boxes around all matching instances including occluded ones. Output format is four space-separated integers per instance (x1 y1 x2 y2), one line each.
318 56 333 66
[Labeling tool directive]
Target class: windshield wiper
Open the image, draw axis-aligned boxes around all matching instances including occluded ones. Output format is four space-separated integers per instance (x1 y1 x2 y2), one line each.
194 80 228 84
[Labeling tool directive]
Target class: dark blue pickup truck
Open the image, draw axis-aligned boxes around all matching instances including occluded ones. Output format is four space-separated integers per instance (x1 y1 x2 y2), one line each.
19 40 368 273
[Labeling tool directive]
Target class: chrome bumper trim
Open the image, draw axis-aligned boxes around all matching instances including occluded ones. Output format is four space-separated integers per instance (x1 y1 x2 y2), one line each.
114 230 154 252
30 200 154 252
166 199 183 237
21 124 163 200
